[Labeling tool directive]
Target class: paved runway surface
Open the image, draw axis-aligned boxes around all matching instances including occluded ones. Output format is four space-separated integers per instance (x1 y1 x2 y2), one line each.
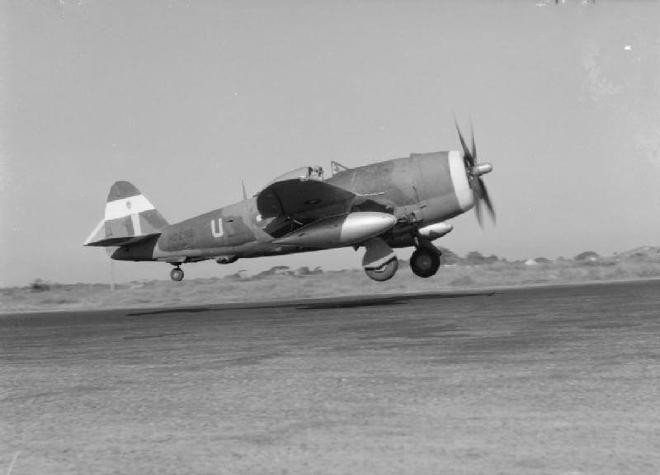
2 281 660 474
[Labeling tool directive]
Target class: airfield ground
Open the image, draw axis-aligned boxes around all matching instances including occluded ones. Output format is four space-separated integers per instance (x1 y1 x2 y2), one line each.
3 254 660 314
2 280 660 474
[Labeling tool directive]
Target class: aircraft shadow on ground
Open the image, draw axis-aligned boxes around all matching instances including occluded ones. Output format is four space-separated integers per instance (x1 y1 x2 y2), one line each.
125 291 495 316
296 291 494 310
296 296 410 310
126 307 216 317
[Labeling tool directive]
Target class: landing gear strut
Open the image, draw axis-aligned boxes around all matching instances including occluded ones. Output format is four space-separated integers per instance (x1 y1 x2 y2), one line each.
410 242 441 278
170 266 184 282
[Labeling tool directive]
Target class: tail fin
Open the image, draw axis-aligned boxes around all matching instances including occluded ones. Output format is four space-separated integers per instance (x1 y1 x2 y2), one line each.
84 181 169 247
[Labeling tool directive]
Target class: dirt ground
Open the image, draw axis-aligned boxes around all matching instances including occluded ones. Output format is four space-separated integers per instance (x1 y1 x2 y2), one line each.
2 281 660 474
4 258 660 315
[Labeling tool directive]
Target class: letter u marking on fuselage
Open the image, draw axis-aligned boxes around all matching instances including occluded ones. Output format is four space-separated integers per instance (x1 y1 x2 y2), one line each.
211 218 224 238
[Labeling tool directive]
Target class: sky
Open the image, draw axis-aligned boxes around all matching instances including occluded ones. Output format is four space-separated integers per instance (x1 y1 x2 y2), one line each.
2 0 660 287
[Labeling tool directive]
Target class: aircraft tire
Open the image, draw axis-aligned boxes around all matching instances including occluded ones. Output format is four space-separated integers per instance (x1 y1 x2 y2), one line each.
364 257 398 282
170 267 184 282
410 249 440 278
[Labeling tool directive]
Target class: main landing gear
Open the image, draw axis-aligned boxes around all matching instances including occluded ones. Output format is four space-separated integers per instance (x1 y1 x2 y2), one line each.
361 237 442 281
410 242 441 278
170 266 184 282
365 257 399 282
362 237 399 282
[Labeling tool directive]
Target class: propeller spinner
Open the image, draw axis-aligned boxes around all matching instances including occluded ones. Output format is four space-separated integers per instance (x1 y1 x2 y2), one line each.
454 120 495 226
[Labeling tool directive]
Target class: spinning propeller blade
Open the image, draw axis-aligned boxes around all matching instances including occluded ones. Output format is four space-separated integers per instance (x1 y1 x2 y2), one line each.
454 119 495 226
454 119 473 168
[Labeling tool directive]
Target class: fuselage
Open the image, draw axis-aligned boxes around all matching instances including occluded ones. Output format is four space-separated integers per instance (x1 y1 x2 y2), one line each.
111 151 473 263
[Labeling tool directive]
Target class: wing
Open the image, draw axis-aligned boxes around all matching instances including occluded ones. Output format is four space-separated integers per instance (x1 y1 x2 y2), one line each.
256 179 357 221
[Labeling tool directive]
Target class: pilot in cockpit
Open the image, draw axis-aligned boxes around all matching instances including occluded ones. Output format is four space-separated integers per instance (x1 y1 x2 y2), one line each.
308 166 324 180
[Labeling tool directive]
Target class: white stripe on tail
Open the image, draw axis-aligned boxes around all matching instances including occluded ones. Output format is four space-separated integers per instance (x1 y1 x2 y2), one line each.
105 195 155 220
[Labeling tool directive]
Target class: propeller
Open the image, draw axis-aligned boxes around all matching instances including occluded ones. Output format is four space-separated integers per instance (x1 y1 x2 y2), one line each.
454 119 495 226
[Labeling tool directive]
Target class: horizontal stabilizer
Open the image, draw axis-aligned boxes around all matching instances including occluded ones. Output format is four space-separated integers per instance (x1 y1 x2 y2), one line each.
84 181 168 247
84 228 160 247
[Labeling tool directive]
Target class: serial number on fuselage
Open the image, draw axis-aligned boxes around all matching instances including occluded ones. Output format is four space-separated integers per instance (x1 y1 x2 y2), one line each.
166 228 194 243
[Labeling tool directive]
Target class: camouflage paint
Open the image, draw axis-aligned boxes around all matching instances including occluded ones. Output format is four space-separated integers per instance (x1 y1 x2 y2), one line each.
89 151 474 263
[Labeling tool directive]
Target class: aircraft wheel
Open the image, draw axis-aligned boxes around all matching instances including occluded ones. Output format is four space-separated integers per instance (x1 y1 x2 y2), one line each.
170 267 184 282
410 248 440 278
364 257 399 282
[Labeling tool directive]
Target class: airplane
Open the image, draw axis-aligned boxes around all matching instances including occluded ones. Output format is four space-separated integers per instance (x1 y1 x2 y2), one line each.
84 124 494 282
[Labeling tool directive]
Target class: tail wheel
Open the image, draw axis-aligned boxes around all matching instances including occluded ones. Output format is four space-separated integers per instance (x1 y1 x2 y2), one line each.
364 257 398 282
410 248 440 278
170 267 184 282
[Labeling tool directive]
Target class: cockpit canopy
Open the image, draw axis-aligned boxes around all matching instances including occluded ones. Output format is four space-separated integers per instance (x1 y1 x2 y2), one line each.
267 166 324 186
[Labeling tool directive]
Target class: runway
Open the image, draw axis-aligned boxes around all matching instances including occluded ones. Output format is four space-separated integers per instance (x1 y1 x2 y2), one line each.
2 280 660 474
